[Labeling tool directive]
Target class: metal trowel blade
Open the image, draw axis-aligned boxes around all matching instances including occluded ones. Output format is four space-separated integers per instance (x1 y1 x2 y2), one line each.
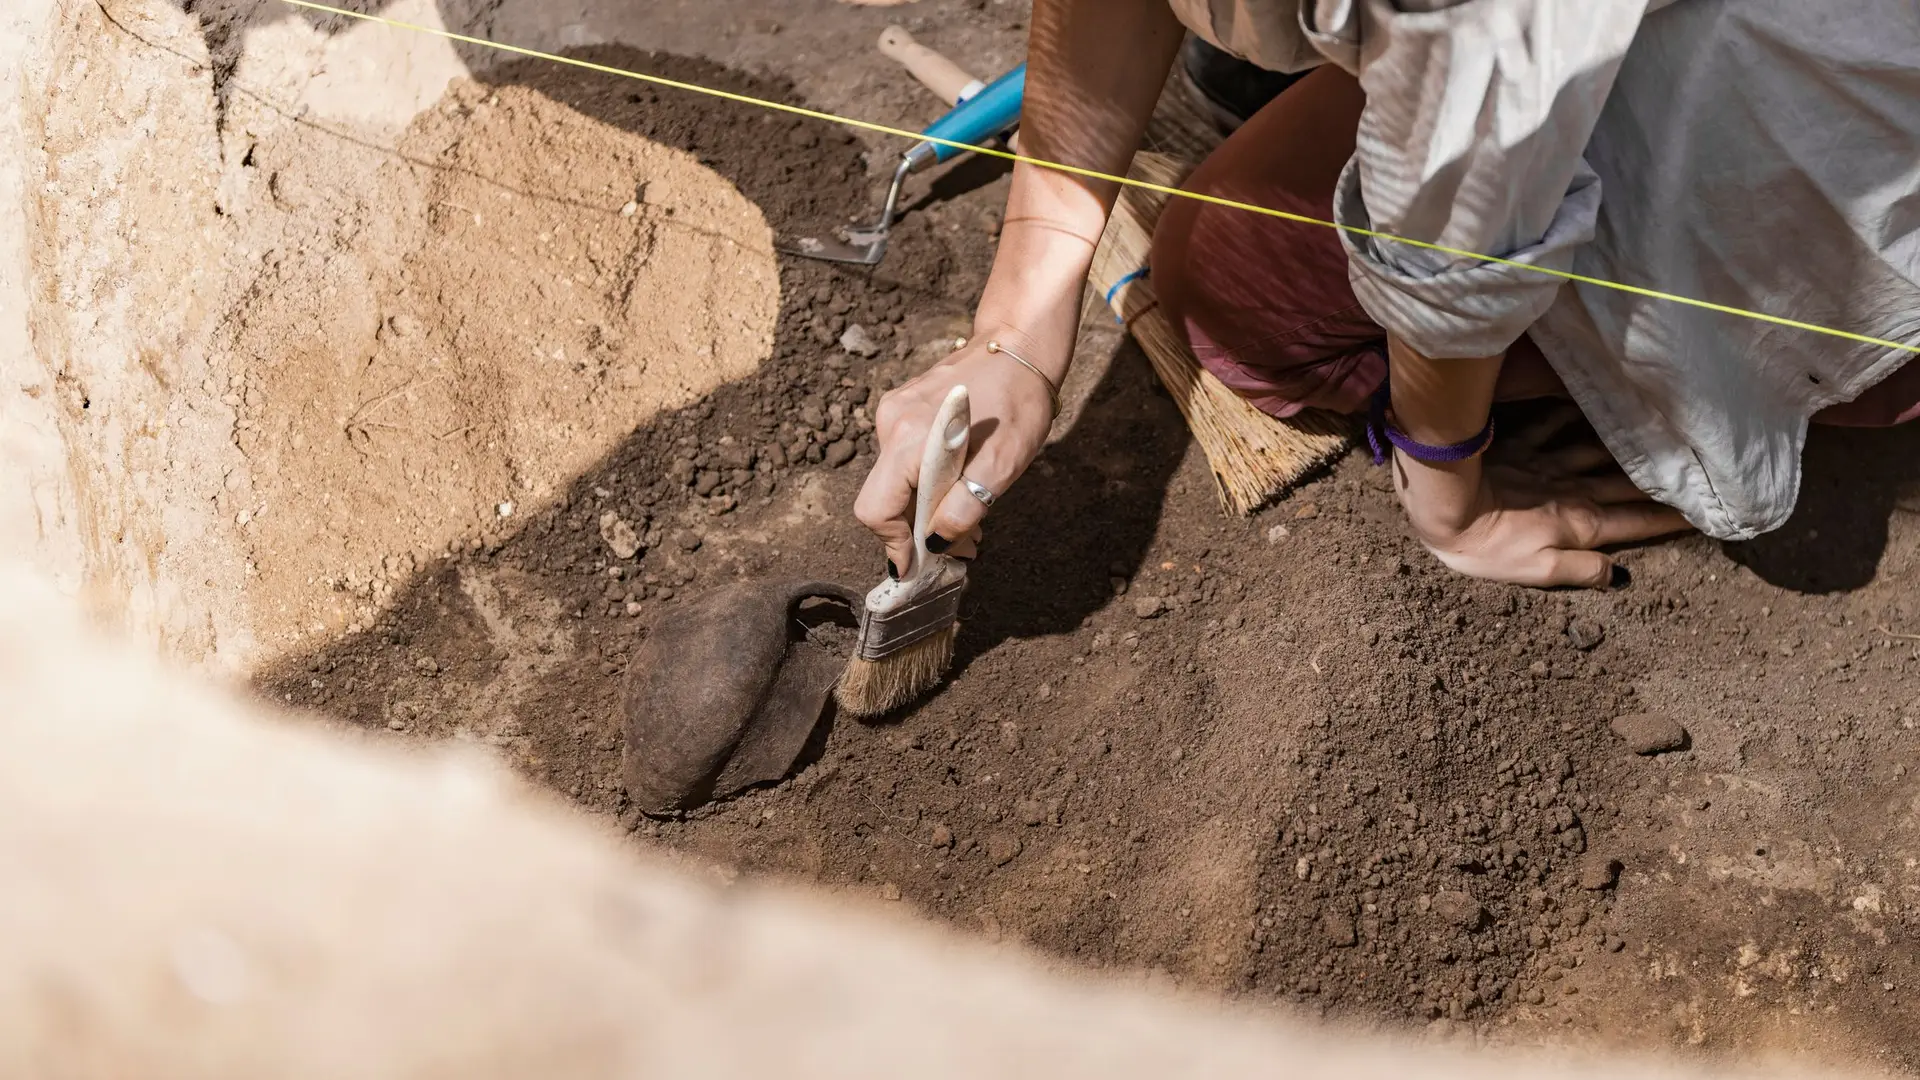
780 227 889 266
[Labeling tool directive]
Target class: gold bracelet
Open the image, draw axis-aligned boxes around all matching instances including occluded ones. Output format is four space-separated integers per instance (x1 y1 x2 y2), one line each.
985 340 1061 418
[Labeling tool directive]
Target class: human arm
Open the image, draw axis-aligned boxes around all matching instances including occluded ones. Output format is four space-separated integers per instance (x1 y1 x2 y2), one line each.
1385 336 1687 587
854 0 1185 572
1322 0 1689 583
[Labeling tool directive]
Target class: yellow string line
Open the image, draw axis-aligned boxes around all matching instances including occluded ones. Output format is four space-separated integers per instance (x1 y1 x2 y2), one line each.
281 0 1917 356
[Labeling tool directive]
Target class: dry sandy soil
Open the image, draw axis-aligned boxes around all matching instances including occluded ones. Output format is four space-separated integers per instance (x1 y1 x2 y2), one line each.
120 0 1920 1071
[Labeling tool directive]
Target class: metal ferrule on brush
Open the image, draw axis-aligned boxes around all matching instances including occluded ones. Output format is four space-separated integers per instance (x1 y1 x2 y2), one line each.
852 559 967 661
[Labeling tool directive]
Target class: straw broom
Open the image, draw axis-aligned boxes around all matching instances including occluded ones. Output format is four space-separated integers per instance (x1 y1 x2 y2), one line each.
1088 152 1351 516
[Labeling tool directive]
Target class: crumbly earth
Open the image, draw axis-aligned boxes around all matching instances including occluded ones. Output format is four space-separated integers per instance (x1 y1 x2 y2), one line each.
236 8 1920 1076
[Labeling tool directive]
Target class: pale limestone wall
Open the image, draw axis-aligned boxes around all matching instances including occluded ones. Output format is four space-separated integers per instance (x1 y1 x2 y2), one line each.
1 0 774 674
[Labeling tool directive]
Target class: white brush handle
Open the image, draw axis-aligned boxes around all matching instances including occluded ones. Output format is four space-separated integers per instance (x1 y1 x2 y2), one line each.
909 385 970 581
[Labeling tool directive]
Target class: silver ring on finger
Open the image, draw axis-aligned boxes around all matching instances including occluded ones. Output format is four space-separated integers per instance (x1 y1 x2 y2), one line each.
961 476 996 508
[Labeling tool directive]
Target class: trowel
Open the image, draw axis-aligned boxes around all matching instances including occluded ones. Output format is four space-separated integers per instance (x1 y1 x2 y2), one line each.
785 62 1026 266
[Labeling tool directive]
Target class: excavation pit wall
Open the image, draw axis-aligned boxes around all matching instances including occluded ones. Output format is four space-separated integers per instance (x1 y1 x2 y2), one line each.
4 0 807 673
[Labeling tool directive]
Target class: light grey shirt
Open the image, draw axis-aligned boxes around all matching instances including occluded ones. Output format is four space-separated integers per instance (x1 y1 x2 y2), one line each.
1168 0 1920 540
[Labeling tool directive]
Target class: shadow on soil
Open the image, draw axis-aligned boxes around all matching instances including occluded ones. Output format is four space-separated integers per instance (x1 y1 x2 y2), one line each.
245 40 1186 803
1724 423 1920 595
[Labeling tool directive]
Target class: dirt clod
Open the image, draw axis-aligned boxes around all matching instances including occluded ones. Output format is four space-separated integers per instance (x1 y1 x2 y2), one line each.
824 440 857 468
986 831 1023 867
1432 891 1489 931
1579 858 1624 891
1321 912 1358 948
1608 713 1688 755
1567 617 1606 651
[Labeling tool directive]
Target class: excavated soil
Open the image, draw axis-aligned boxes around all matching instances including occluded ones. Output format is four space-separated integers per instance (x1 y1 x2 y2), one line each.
241 29 1920 1077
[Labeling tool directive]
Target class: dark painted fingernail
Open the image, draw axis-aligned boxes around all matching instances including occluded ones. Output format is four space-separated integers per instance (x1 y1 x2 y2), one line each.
886 559 899 580
925 533 953 555
1609 563 1632 589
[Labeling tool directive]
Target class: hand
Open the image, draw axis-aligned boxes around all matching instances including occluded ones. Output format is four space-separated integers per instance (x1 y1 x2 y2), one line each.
1391 411 1692 588
853 330 1058 573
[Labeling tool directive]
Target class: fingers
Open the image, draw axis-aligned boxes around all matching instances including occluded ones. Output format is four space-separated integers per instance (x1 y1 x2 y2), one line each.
1590 501 1692 547
1537 548 1617 589
927 481 989 550
853 436 921 574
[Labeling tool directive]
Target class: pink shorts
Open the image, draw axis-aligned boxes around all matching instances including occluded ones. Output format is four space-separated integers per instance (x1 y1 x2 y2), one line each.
1148 66 1920 429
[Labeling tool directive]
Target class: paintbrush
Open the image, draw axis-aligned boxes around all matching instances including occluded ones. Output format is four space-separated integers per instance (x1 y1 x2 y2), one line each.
835 385 972 717
1090 152 1350 515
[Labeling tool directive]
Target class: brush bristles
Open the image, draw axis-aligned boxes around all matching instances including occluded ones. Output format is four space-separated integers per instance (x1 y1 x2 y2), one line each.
1090 153 1352 516
834 623 958 717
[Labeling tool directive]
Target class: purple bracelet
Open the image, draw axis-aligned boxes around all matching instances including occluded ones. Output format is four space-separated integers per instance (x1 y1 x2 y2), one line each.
1366 384 1495 465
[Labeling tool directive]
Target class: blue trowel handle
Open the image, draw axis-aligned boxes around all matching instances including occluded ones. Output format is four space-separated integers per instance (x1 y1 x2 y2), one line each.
915 63 1026 166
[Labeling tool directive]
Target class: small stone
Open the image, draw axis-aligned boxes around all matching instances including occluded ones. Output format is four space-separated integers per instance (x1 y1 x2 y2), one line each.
1292 502 1320 520
930 824 954 849
598 512 642 560
824 440 857 468
839 323 881 358
1133 595 1167 619
673 529 703 553
985 831 1022 867
1431 890 1489 930
1567 617 1606 650
414 656 440 677
1528 660 1551 679
1579 857 1624 891
879 882 901 902
1321 912 1358 948
1266 524 1290 543
1609 713 1688 754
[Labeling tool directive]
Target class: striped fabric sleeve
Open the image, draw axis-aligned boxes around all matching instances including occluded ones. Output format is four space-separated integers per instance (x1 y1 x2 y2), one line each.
1313 0 1649 358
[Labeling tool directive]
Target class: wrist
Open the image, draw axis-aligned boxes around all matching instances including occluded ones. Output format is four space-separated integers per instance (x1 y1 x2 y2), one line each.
1394 450 1486 542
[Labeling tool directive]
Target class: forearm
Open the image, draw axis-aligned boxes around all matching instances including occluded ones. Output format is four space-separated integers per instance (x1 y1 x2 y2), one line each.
1385 335 1500 446
973 0 1183 379
1385 334 1501 537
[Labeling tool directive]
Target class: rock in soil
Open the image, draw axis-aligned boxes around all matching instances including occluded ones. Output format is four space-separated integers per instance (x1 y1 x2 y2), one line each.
824 440 857 468
598 512 642 560
1132 595 1167 619
839 323 881 358
1608 713 1688 754
1567 617 1606 651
